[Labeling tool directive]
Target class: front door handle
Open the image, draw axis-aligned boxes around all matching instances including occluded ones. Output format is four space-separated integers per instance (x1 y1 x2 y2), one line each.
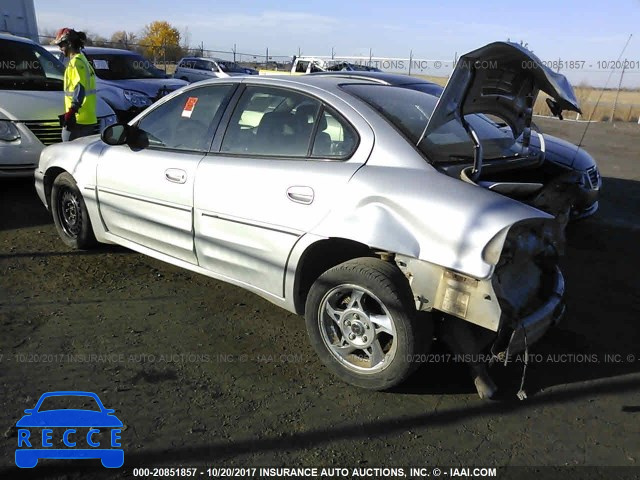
286 186 314 205
165 168 187 184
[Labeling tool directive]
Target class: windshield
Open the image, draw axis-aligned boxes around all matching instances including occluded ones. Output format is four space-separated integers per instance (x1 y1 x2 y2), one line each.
342 83 516 163
0 39 64 90
86 53 166 80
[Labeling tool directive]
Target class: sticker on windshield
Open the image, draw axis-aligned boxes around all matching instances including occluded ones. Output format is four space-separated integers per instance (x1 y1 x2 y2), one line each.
181 97 199 118
92 59 109 70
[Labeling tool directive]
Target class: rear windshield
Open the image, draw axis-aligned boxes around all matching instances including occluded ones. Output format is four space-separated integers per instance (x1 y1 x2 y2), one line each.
342 83 516 163
86 53 166 80
0 39 64 91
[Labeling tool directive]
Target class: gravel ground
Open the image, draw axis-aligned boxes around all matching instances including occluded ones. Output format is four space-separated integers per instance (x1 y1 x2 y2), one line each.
0 118 639 479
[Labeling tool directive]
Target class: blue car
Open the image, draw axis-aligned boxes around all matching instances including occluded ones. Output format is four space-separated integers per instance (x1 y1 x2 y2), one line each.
15 391 123 468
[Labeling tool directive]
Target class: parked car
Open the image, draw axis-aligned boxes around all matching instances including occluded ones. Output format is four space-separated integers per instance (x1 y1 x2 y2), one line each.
38 42 588 398
45 45 188 123
0 34 117 177
290 57 383 74
174 56 258 83
326 62 382 72
310 71 600 219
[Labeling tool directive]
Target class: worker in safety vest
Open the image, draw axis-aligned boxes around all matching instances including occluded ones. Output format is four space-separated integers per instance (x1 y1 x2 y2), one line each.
52 28 97 141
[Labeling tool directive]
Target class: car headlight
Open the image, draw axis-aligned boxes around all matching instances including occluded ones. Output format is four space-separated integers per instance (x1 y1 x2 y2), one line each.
99 114 118 132
123 90 152 108
0 120 20 142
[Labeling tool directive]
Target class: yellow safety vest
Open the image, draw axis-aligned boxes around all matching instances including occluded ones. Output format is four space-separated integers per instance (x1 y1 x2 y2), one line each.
64 53 97 125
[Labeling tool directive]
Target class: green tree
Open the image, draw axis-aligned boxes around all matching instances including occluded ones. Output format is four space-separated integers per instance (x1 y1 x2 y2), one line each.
140 21 181 62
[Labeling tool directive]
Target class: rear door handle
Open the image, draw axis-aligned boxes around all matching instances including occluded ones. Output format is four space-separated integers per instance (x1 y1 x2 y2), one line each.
165 168 187 184
286 186 314 204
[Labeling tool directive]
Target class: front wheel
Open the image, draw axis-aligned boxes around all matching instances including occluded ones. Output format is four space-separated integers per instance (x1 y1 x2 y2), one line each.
305 257 432 390
51 172 97 249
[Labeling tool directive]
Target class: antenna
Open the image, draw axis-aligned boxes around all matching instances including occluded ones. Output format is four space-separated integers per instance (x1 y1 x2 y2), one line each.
575 34 633 152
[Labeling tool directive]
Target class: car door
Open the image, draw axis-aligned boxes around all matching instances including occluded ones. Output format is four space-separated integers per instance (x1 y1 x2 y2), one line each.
97 84 236 263
194 84 368 298
194 60 210 81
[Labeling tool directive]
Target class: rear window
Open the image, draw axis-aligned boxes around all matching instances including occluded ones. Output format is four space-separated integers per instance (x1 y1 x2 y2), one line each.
342 83 515 162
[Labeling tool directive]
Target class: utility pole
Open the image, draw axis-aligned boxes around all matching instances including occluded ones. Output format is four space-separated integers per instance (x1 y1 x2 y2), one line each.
611 64 627 123
408 49 413 76
233 43 236 62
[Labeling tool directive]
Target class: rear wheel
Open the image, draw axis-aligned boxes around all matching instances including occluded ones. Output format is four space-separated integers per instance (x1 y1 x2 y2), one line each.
51 172 97 249
305 257 432 390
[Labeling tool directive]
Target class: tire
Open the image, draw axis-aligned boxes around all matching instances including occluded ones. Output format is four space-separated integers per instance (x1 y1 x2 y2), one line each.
51 172 97 249
305 257 432 390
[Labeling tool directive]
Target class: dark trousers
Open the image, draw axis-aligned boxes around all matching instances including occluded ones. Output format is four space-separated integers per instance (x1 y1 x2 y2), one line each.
62 124 97 142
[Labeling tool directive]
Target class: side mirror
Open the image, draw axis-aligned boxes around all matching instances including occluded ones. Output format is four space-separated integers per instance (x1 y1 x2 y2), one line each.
101 123 129 145
101 123 149 149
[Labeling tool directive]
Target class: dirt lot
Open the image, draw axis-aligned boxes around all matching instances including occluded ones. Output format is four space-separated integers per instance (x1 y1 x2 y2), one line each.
1 118 639 479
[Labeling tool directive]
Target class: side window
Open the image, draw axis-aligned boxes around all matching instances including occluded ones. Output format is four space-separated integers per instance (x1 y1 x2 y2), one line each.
295 61 309 73
309 62 323 73
136 85 233 152
221 86 321 157
311 108 358 158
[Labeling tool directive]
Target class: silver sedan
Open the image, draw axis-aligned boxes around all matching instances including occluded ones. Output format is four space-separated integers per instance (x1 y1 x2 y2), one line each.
36 42 591 399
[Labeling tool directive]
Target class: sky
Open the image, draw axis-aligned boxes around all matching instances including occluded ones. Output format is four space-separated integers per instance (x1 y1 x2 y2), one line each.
34 0 640 87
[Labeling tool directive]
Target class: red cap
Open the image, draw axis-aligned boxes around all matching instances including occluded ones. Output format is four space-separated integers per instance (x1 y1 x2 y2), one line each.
52 28 73 45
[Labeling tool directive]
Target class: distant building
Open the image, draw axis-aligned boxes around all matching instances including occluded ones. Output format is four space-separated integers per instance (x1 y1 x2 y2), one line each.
0 0 38 43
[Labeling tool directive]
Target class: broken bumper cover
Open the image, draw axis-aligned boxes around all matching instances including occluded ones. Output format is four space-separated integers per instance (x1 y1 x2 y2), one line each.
506 266 565 355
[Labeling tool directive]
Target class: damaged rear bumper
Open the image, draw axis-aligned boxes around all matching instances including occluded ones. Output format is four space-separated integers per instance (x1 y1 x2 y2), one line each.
506 266 565 355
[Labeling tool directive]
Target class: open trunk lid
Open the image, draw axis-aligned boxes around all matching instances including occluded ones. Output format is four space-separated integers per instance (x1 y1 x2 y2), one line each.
422 41 581 141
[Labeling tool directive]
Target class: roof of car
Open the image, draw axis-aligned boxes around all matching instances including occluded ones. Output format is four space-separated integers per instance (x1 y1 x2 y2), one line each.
309 71 442 86
0 32 37 44
179 56 225 62
190 74 437 94
82 46 139 55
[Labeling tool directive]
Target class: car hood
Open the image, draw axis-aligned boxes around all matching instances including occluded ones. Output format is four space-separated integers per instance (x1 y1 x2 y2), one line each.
423 41 581 141
0 90 114 121
16 410 123 427
97 78 187 97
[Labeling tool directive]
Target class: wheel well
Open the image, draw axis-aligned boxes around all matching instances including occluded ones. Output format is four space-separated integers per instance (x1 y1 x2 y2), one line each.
293 238 378 314
43 167 67 208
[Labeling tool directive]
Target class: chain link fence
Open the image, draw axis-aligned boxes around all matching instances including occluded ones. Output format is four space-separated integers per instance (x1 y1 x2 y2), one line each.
37 34 640 123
